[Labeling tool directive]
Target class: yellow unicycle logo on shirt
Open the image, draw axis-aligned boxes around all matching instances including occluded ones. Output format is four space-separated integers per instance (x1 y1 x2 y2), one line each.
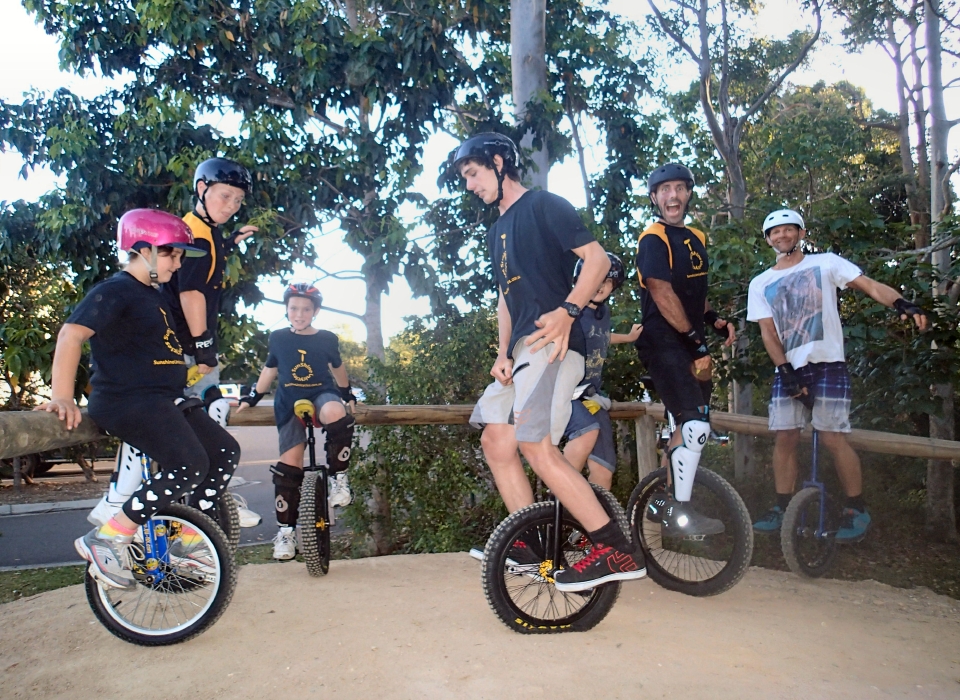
291 349 314 383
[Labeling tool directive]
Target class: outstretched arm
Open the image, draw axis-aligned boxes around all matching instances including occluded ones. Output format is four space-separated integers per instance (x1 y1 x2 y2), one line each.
235 365 277 413
611 324 643 344
34 323 94 429
846 276 928 330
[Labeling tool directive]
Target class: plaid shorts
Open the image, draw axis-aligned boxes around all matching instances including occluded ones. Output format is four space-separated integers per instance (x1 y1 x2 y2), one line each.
768 361 852 433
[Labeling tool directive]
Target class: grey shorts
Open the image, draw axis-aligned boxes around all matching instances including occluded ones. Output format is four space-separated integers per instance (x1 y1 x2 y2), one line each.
183 353 220 399
277 392 343 455
469 339 585 445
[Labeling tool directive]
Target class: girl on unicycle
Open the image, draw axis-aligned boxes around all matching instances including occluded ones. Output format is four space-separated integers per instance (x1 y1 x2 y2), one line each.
37 209 241 589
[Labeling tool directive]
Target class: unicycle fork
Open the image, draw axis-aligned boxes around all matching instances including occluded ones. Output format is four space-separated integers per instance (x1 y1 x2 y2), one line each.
294 399 332 576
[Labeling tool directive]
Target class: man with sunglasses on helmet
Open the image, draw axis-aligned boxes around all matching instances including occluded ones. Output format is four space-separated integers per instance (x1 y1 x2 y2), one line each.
634 163 736 538
455 132 646 592
235 283 357 560
748 209 927 542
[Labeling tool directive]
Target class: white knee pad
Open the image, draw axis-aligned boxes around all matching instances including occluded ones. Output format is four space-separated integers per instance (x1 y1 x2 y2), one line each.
113 442 144 500
669 419 710 502
207 398 231 428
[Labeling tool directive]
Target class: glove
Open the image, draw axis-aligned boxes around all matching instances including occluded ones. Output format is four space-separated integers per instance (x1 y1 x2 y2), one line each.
339 385 357 403
192 330 217 367
893 297 924 320
682 328 710 360
703 310 730 339
777 363 814 409
239 386 267 408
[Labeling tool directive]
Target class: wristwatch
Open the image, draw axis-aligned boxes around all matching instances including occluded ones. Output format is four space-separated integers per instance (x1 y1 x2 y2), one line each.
560 301 582 319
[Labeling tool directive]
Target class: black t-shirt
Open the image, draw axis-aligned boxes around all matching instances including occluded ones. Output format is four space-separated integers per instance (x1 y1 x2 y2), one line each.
486 190 596 357
580 305 612 393
266 328 343 424
635 222 709 343
161 212 236 353
67 272 187 404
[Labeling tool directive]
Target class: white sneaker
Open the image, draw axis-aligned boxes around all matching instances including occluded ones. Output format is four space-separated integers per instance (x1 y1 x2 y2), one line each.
87 494 124 528
272 526 297 560
230 492 262 528
328 472 352 508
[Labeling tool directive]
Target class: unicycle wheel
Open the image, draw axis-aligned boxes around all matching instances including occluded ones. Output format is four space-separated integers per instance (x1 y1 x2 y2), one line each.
298 471 331 577
781 486 839 578
84 503 237 646
481 484 629 634
215 492 241 554
627 466 753 597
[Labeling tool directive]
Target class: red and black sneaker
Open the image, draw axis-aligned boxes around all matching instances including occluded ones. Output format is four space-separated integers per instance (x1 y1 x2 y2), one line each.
553 542 646 592
507 532 544 566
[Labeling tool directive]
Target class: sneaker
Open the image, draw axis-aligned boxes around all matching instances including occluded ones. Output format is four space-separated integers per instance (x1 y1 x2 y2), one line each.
230 492 262 528
753 506 785 533
645 493 670 524
328 472 352 509
553 543 646 592
835 508 871 543
75 528 136 589
87 494 124 528
167 526 216 571
659 500 725 537
272 526 297 560
467 534 543 566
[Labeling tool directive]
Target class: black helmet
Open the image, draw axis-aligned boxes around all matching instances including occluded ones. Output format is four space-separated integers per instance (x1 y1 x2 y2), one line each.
647 163 695 194
451 132 520 173
573 252 627 292
194 157 252 195
283 282 323 308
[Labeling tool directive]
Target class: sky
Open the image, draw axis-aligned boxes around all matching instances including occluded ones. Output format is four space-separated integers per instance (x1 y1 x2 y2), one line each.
1 0 957 344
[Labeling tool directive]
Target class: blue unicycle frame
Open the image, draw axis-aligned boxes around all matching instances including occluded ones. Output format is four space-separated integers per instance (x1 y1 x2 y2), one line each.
800 430 832 538
135 452 174 586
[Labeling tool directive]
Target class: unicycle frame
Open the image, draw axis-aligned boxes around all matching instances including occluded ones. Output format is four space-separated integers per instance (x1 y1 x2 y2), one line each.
135 453 174 586
301 414 332 526
795 429 834 541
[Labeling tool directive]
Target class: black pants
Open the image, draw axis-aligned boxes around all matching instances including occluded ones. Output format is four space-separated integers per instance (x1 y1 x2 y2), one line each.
636 331 712 422
89 396 241 525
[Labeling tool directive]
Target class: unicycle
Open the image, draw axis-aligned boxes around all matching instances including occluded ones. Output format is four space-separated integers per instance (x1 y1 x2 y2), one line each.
625 411 753 597
84 446 238 645
294 399 331 577
481 484 631 634
780 428 840 577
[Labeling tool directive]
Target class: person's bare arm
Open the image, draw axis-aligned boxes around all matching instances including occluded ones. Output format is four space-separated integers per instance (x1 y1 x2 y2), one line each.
180 290 208 336
526 241 610 362
846 275 928 330
491 292 514 385
611 324 643 344
646 278 693 333
704 300 736 346
330 363 355 413
234 365 278 413
34 323 94 429
757 317 788 366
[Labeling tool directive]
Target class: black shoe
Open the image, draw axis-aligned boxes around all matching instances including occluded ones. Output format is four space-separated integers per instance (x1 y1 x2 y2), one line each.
660 500 725 538
507 532 544 566
553 543 646 592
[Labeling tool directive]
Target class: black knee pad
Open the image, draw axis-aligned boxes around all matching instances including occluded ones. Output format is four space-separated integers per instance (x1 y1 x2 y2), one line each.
323 415 356 474
271 461 304 526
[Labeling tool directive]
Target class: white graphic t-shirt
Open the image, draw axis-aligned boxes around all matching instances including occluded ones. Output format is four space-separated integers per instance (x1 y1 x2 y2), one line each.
747 253 862 368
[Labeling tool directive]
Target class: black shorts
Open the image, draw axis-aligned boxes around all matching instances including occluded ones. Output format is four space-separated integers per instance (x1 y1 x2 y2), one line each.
635 332 711 420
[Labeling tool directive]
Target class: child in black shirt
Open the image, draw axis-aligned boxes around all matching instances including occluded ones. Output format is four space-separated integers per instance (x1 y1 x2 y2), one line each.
37 209 241 589
235 283 356 560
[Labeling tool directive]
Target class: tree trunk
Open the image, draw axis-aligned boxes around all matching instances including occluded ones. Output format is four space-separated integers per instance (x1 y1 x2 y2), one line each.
363 275 385 362
727 180 755 479
511 0 549 190
923 0 958 542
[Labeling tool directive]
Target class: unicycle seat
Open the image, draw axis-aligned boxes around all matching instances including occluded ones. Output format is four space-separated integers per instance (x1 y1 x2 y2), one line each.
294 399 319 426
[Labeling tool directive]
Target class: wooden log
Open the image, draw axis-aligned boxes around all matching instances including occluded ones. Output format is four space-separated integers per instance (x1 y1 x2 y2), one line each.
0 409 101 461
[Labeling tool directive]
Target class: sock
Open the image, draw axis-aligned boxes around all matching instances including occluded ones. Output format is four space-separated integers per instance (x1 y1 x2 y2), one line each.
588 519 630 552
776 493 792 511
98 517 136 539
845 495 866 512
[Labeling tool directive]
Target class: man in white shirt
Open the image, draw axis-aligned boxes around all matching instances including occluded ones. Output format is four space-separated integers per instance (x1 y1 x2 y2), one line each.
746 209 927 542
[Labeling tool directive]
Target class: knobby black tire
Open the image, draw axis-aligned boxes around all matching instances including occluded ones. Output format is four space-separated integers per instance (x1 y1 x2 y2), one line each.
781 486 838 578
298 471 331 577
626 467 753 597
84 503 238 646
481 484 630 635
216 493 241 554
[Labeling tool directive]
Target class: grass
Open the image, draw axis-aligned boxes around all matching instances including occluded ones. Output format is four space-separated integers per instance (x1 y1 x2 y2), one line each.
0 566 85 604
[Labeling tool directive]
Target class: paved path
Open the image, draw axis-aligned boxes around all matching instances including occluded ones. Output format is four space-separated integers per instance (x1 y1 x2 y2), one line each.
2 556 959 699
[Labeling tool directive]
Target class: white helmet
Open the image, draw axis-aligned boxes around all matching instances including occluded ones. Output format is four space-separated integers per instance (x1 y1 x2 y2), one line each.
762 209 805 237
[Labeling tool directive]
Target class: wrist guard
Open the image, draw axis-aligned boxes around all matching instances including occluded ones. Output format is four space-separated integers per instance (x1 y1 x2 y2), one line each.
703 310 729 338
893 297 923 319
682 329 709 359
192 330 217 367
339 385 357 403
777 363 813 408
239 386 267 408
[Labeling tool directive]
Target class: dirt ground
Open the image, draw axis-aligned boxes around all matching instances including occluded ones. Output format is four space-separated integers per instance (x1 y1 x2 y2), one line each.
1 554 959 699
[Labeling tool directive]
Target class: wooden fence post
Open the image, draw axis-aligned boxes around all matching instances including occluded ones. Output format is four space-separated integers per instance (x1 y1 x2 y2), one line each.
635 414 658 480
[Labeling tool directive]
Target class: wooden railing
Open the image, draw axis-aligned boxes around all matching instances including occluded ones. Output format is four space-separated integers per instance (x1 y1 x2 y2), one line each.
4 402 960 491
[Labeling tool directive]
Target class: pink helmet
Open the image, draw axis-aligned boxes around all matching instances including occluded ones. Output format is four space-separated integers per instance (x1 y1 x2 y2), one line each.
117 209 206 257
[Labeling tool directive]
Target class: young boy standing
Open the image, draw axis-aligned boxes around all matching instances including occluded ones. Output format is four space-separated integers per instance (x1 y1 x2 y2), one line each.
235 283 357 560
